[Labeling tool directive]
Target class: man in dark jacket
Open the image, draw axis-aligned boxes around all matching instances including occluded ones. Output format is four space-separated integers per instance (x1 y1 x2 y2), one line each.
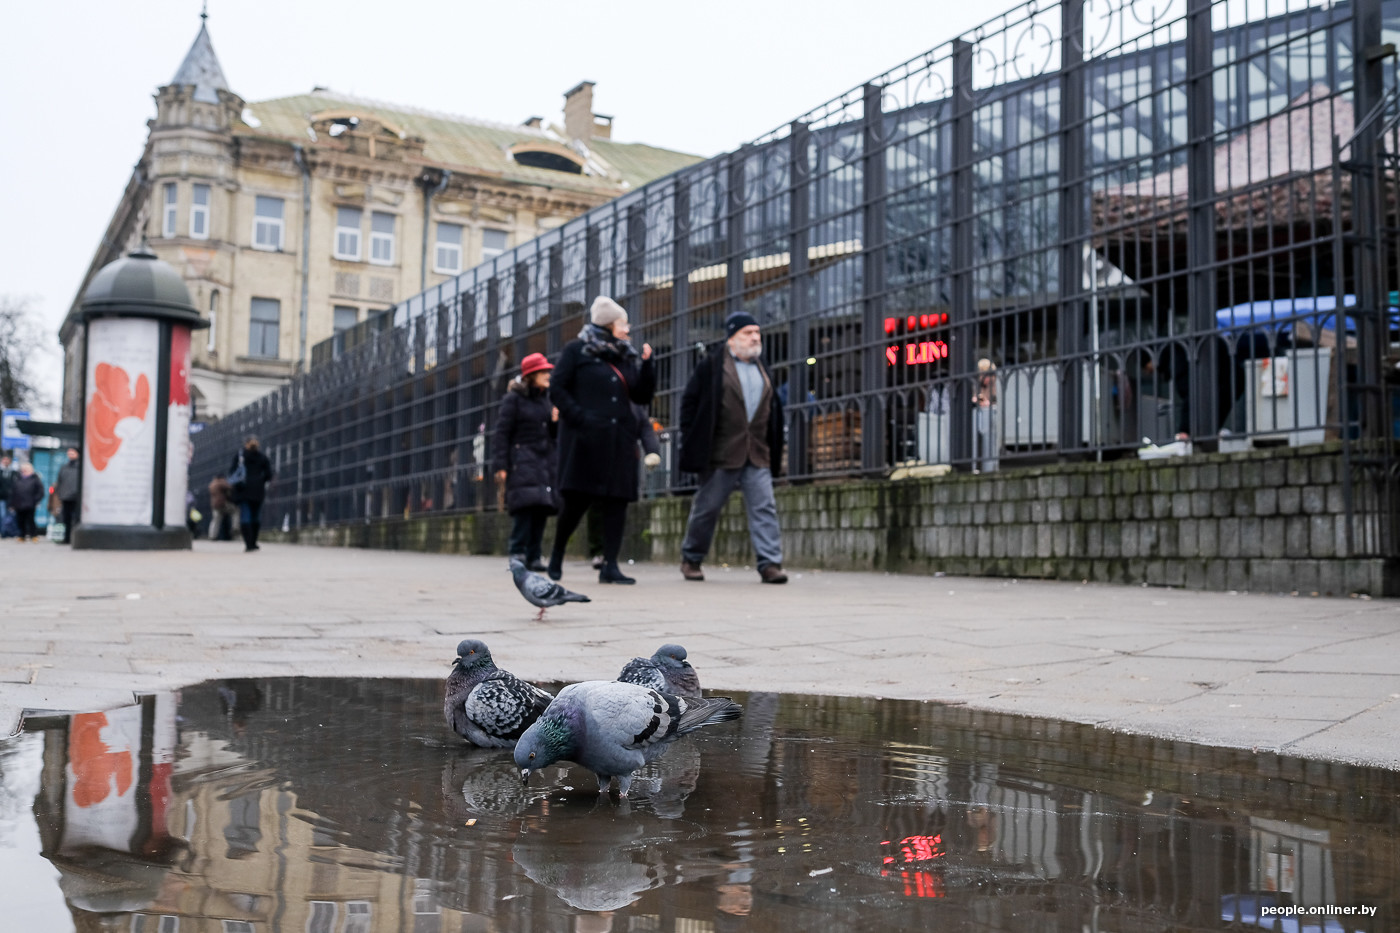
678 312 787 584
7 461 45 542
54 447 81 544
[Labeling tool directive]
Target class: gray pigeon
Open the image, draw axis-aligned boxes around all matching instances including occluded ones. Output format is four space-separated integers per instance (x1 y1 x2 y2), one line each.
617 643 702 696
444 639 553 748
510 557 590 621
515 680 742 796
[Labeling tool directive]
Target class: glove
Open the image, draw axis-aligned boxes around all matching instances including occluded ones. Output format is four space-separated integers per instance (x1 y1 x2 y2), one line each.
643 452 661 469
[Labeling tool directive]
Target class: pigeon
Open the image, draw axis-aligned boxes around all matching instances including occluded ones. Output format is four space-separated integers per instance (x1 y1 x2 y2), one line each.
444 639 554 748
617 643 702 696
515 680 742 796
510 556 590 621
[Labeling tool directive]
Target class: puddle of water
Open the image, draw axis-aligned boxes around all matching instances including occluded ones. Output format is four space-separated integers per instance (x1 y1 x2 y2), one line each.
0 678 1395 932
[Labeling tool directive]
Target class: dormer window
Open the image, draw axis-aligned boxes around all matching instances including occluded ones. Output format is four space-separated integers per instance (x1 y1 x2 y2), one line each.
507 141 586 175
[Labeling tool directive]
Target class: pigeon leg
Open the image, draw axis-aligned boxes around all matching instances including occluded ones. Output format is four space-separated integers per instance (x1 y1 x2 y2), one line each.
616 772 634 798
597 773 613 795
534 606 547 622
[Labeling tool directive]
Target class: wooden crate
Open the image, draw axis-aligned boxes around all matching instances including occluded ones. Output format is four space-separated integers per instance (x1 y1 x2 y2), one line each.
809 410 862 472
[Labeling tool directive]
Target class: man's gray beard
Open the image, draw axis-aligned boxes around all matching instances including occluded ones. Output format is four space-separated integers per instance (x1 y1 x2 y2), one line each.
734 341 762 363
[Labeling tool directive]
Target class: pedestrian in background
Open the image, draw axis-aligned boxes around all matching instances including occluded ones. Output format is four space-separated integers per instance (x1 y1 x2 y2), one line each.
547 296 655 585
7 462 44 543
208 473 235 541
55 446 80 544
0 455 14 508
230 437 273 552
678 312 788 584
492 352 559 572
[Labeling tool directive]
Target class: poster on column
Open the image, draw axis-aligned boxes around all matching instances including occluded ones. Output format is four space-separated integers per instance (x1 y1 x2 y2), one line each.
164 326 192 527
83 318 158 525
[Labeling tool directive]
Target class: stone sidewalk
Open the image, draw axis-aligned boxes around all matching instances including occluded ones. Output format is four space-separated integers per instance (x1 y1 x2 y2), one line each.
3 539 1399 768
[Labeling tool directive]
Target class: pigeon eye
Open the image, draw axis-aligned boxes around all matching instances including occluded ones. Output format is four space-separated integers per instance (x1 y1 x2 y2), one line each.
528 752 535 760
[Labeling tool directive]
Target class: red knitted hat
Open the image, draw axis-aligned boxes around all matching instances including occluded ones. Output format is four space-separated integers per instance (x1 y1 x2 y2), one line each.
521 353 553 377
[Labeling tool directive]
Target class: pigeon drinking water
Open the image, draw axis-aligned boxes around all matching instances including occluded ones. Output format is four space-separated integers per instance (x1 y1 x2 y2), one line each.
444 639 554 748
617 643 702 696
515 680 742 796
510 556 590 621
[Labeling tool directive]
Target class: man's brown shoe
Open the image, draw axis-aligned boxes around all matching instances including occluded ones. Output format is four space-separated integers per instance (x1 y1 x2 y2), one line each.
681 560 705 581
759 565 788 584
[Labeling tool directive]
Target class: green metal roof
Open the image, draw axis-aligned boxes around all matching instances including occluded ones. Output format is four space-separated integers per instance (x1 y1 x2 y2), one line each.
240 89 704 194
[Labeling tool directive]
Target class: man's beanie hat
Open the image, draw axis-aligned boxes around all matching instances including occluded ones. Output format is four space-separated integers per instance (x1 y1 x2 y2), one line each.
590 296 627 328
725 311 760 339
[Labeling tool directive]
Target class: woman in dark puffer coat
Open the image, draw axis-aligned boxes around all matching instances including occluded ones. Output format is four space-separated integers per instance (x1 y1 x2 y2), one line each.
492 353 560 570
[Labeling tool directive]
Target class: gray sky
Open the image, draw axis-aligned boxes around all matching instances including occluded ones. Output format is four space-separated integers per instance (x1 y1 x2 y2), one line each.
2 0 989 418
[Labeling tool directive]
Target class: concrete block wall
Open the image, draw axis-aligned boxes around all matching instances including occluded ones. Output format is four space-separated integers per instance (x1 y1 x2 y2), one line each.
642 443 1398 596
272 443 1397 595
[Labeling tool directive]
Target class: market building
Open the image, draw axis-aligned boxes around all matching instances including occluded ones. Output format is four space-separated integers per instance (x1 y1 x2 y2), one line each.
190 0 1400 593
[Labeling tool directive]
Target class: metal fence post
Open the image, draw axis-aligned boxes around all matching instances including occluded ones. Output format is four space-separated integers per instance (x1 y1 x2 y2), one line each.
727 148 748 317
862 83 888 475
1186 0 1219 443
547 244 564 358
1059 0 1087 454
950 39 976 468
789 121 812 479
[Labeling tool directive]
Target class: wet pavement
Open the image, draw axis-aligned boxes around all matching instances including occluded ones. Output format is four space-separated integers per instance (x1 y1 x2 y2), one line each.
1 541 1399 768
1 678 1394 932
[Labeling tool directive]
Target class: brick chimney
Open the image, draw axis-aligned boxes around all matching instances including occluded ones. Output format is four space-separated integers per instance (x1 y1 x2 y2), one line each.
564 81 601 141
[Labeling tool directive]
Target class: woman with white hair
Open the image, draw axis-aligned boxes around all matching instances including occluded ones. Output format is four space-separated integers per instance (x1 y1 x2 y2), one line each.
547 296 655 584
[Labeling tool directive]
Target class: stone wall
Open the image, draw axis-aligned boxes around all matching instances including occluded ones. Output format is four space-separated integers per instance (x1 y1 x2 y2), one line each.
271 443 1399 596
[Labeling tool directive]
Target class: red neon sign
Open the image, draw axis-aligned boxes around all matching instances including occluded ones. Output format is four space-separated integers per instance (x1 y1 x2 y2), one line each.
880 834 945 898
885 316 950 366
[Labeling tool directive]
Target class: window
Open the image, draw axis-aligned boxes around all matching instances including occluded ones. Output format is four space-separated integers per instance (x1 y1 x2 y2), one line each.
307 902 337 933
335 207 362 260
221 922 254 933
334 306 358 333
253 196 284 251
208 290 219 352
369 212 395 265
249 298 280 358
344 902 371 933
434 222 462 273
163 184 177 238
481 228 508 261
190 184 210 239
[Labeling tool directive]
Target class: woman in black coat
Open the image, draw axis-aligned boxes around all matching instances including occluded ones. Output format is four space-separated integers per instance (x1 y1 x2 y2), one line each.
230 437 274 552
492 353 559 571
547 296 655 584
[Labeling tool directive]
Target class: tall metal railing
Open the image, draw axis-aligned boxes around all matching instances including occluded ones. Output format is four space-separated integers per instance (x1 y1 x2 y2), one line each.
192 0 1400 551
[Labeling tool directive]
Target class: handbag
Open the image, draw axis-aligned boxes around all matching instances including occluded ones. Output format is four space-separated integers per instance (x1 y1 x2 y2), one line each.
228 453 247 487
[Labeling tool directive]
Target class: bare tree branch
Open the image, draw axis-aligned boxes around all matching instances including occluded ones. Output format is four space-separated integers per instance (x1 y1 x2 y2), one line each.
0 295 52 412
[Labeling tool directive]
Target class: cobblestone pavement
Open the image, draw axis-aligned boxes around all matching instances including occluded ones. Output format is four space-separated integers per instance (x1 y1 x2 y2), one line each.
2 539 1398 767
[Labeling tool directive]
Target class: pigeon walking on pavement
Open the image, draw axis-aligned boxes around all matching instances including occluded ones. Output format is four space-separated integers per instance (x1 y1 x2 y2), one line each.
515 680 742 796
617 644 702 697
444 639 554 748
510 556 590 621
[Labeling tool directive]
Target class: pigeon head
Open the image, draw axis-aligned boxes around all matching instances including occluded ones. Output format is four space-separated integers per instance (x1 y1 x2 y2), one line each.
453 639 497 675
514 709 578 784
654 644 691 670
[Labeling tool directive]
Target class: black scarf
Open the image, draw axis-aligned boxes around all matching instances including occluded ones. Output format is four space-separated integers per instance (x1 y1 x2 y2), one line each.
578 322 639 364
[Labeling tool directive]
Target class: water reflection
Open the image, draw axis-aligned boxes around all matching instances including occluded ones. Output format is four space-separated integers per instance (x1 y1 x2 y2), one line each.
1 678 1395 932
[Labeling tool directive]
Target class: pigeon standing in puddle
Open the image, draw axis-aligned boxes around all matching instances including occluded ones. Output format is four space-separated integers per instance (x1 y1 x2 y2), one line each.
515 680 741 796
444 639 553 748
617 643 701 696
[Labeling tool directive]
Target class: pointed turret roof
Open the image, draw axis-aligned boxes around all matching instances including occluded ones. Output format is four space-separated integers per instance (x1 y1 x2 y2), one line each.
170 16 230 104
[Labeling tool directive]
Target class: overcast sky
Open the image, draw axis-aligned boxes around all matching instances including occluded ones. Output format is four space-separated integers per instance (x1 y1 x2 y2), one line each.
1 0 991 418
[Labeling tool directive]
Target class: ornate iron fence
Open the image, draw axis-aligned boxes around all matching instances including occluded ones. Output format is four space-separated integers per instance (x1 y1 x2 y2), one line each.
192 0 1400 552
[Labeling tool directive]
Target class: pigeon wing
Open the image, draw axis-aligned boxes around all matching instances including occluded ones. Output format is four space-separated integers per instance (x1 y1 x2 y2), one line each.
462 673 553 744
617 658 668 692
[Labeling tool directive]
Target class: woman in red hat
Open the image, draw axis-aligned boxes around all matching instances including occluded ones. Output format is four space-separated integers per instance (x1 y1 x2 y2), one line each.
491 352 560 570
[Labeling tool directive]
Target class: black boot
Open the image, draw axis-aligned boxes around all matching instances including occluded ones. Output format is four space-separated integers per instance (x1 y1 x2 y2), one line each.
546 549 564 581
598 561 635 585
241 524 255 551
248 522 261 551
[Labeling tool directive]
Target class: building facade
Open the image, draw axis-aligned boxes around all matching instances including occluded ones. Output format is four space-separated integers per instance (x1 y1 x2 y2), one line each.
61 18 702 423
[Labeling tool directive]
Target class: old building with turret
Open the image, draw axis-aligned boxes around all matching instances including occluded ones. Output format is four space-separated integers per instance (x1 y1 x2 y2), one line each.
61 15 702 423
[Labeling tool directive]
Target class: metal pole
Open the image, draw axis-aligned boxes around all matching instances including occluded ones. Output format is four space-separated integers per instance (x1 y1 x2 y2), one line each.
862 83 888 475
789 121 812 479
1186 0 1219 443
1059 0 1087 455
950 39 976 468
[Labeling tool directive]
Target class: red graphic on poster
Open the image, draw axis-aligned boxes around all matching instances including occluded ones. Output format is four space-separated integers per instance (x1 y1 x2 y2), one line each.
169 327 190 406
70 712 134 807
86 363 150 471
